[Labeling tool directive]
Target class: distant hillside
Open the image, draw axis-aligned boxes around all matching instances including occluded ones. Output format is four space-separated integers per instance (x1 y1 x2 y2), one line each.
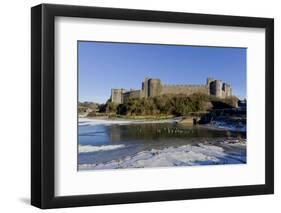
78 101 98 114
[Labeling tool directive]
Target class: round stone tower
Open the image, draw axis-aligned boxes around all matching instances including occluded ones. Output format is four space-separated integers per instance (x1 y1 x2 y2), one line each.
148 78 161 97
222 83 232 97
210 80 222 98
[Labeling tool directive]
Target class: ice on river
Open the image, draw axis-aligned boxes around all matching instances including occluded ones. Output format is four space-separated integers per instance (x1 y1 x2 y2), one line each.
79 142 246 170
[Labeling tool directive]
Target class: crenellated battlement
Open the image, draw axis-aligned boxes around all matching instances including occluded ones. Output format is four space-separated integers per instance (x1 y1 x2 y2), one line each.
162 84 206 88
111 77 232 104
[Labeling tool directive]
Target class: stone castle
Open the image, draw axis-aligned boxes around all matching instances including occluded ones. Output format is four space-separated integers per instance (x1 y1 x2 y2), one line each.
111 77 232 104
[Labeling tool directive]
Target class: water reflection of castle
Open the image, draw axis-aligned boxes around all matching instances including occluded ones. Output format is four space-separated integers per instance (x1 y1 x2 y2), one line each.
111 77 232 104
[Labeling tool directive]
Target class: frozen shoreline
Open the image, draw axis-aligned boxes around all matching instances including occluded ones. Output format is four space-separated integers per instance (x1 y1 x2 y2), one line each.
78 118 246 170
79 142 246 171
202 121 246 133
79 118 246 133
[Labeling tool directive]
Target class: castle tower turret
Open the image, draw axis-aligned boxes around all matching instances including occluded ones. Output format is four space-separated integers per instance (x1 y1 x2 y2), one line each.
111 89 124 104
210 80 222 98
222 83 232 97
142 77 149 98
148 78 161 97
206 77 214 95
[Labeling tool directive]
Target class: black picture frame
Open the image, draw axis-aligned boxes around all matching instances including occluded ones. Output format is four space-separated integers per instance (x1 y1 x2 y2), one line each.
31 3 274 209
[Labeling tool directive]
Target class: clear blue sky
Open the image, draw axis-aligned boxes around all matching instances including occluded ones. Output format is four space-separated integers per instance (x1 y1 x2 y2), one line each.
78 41 246 104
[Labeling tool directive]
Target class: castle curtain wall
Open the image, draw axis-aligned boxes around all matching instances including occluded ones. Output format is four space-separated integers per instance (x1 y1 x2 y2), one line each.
122 90 142 102
161 85 209 96
111 78 232 104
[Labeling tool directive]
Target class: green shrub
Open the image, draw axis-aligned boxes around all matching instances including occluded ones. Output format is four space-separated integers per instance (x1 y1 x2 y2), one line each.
103 93 238 116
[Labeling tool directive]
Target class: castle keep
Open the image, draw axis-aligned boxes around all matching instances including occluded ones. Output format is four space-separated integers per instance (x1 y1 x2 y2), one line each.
111 77 232 104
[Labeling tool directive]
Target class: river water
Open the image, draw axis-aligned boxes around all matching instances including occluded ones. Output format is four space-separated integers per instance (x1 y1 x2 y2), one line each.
78 119 246 170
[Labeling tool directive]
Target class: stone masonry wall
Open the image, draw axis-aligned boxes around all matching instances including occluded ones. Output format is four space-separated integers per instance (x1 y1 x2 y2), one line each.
111 78 232 104
161 85 209 96
122 90 142 102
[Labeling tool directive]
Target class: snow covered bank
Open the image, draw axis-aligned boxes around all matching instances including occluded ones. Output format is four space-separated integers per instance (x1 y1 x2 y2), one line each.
79 142 246 170
79 144 126 153
205 121 246 132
